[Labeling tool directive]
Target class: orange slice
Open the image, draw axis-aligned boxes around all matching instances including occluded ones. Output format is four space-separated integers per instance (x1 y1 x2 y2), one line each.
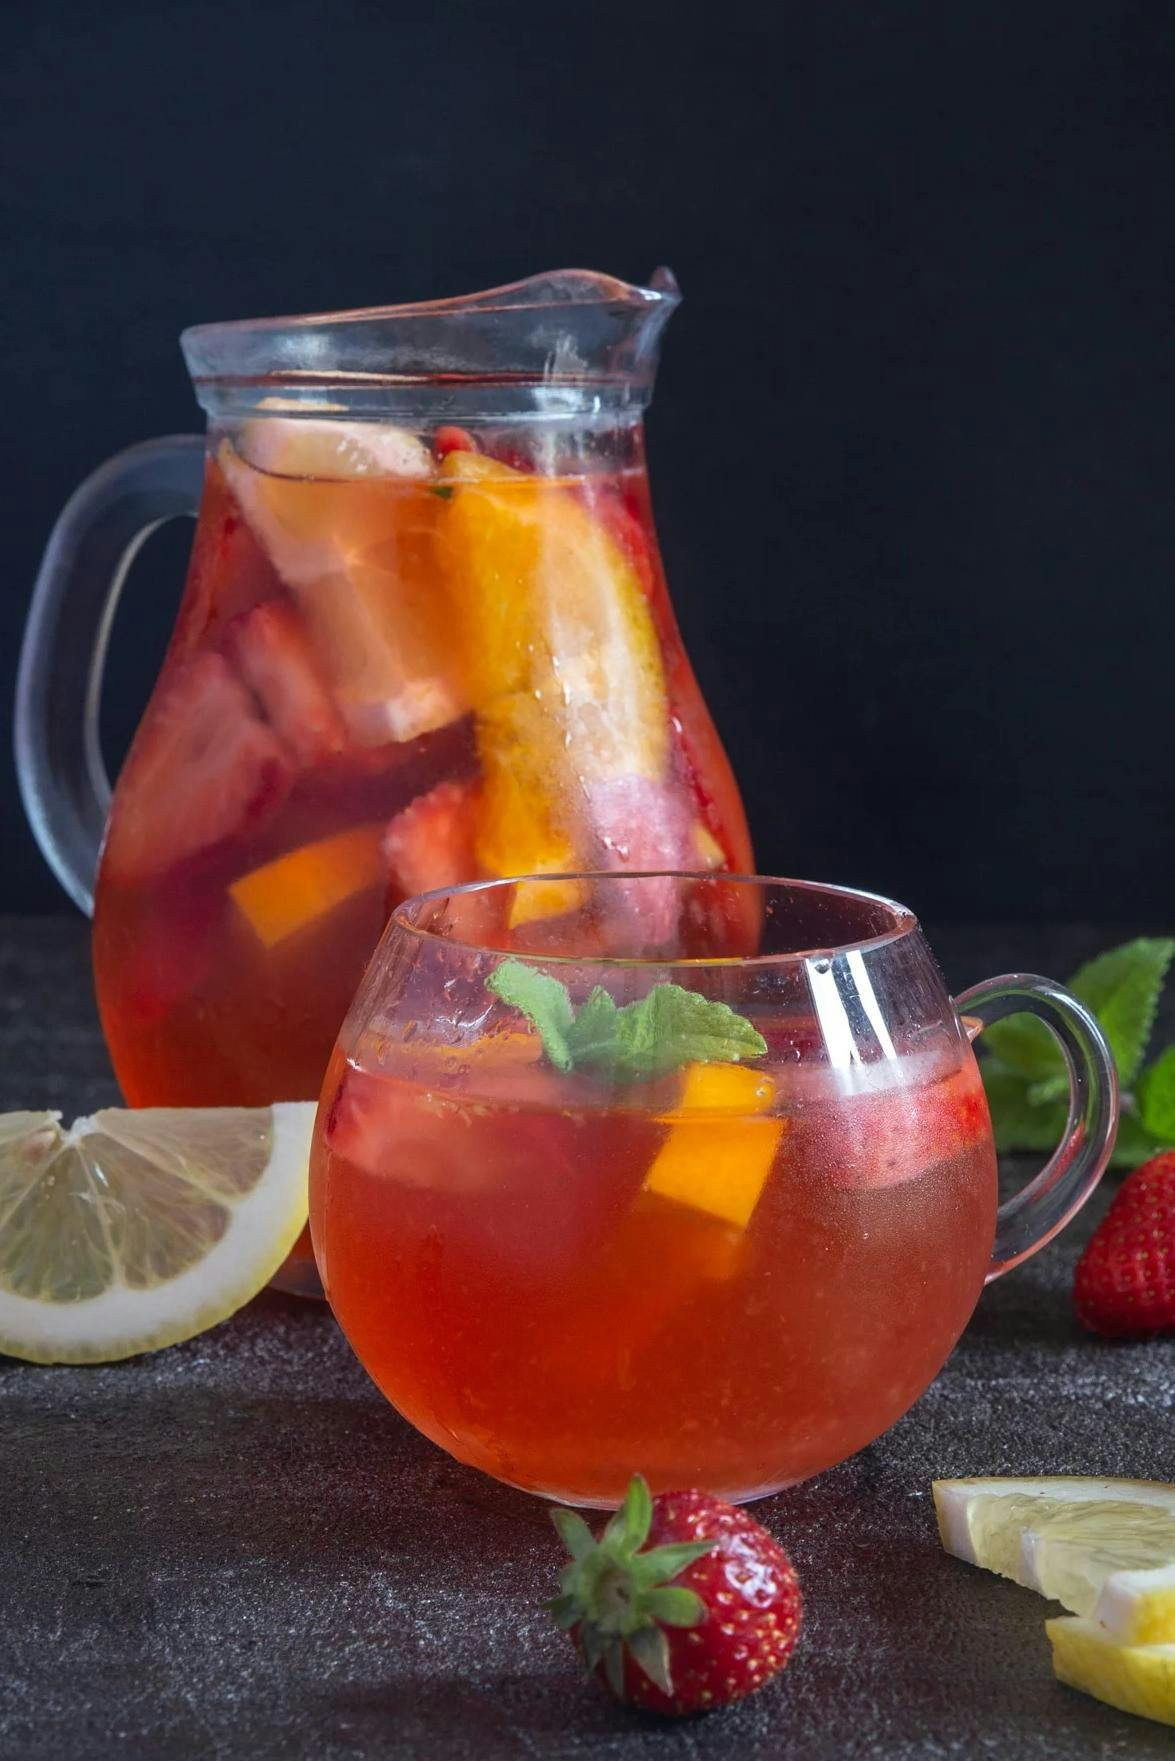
435 452 670 922
229 822 386 949
643 1063 783 1230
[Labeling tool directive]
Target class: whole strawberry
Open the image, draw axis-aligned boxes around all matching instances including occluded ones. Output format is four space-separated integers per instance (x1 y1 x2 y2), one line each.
548 1473 801 1717
1075 1151 1175 1337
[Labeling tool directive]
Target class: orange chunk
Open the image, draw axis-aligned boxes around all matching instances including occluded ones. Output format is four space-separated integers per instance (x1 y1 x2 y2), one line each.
229 822 386 949
643 1062 783 1229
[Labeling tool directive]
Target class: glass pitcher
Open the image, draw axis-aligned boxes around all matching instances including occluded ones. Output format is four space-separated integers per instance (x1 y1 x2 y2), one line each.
16 270 753 1293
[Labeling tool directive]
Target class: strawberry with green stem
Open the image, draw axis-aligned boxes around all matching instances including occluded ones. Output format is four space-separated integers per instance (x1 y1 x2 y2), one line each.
548 1473 802 1717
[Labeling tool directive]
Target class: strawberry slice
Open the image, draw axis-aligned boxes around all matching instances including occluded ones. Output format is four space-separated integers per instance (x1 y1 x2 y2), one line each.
383 778 480 902
433 425 478 459
103 653 293 882
383 777 503 939
223 598 348 766
823 1062 992 1190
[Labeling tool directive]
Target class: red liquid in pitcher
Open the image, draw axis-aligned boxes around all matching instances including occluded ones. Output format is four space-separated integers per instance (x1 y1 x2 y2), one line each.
92 423 752 1272
310 1030 998 1503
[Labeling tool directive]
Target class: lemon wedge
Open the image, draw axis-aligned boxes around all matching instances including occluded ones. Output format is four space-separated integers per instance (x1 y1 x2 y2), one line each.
934 1476 1175 1642
934 1475 1175 1727
0 1104 315 1364
1047 1617 1175 1727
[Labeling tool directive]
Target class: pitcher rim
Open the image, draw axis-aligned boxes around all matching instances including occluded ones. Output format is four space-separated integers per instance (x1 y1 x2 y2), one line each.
181 267 681 349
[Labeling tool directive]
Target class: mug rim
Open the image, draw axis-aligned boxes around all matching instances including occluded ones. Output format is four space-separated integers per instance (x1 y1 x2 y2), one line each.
391 872 920 967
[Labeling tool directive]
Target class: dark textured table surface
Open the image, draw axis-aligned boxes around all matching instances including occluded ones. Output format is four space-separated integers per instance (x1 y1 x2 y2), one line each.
2 916 1173 1761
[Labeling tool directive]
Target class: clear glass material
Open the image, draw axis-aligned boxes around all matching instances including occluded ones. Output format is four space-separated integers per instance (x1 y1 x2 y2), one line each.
15 271 752 1298
309 874 1118 1507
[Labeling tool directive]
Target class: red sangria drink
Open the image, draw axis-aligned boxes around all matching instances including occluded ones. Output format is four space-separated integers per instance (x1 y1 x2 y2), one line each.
309 876 1117 1503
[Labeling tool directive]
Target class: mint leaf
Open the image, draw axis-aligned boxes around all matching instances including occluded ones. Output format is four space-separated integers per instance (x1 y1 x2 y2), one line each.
1071 938 1175 1086
1136 1044 1175 1139
1111 1110 1169 1171
980 1015 1062 1082
981 1063 1068 1154
981 937 1174 1088
564 986 620 1064
577 984 767 1084
486 960 574 1070
488 966 766 1084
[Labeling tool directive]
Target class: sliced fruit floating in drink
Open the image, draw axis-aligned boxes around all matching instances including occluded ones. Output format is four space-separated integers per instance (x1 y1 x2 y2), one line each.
434 450 690 934
229 822 387 950
102 651 293 882
934 1475 1175 1727
0 1103 315 1363
220 420 467 746
643 1061 783 1230
823 1062 991 1190
222 597 348 765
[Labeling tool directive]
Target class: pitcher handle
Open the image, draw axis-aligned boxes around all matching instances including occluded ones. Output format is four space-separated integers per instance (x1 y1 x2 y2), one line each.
15 437 206 913
956 973 1119 1280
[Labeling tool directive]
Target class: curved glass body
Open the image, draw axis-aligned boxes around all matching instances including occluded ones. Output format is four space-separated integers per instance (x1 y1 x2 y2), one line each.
309 875 1115 1506
32 273 752 1289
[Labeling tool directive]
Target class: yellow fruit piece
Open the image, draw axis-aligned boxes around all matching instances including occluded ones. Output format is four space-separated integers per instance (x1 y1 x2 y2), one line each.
643 1063 782 1229
0 1102 314 1364
934 1476 1175 1645
1047 1617 1175 1727
230 822 386 949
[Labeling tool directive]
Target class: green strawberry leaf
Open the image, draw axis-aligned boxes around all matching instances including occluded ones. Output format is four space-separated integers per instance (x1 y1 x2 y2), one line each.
1136 1044 1175 1140
486 960 574 1071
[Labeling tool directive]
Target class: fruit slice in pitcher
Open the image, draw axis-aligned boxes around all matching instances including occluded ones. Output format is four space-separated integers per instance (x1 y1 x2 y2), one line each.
220 422 467 746
222 598 348 766
102 652 293 882
435 452 683 929
382 779 507 941
229 822 387 950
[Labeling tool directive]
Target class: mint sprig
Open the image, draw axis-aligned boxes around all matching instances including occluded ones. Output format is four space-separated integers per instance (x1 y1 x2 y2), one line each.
486 959 767 1085
980 936 1175 1170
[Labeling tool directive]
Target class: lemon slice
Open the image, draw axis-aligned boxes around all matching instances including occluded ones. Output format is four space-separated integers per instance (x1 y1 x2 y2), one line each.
935 1475 1175 1728
1046 1617 1175 1727
934 1476 1175 1643
0 1103 315 1364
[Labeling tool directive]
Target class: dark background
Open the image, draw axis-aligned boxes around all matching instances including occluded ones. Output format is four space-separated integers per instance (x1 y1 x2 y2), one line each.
3 0 1173 922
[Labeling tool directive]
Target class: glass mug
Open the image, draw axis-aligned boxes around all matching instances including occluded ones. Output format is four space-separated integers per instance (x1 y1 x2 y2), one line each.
15 270 752 1295
310 874 1117 1507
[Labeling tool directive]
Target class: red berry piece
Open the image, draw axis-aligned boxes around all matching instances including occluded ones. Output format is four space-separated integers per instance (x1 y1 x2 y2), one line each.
434 425 478 459
1074 1152 1175 1337
548 1473 801 1717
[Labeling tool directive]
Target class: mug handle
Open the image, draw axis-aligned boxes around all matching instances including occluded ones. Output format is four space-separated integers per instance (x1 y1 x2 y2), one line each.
955 973 1119 1281
15 436 206 913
